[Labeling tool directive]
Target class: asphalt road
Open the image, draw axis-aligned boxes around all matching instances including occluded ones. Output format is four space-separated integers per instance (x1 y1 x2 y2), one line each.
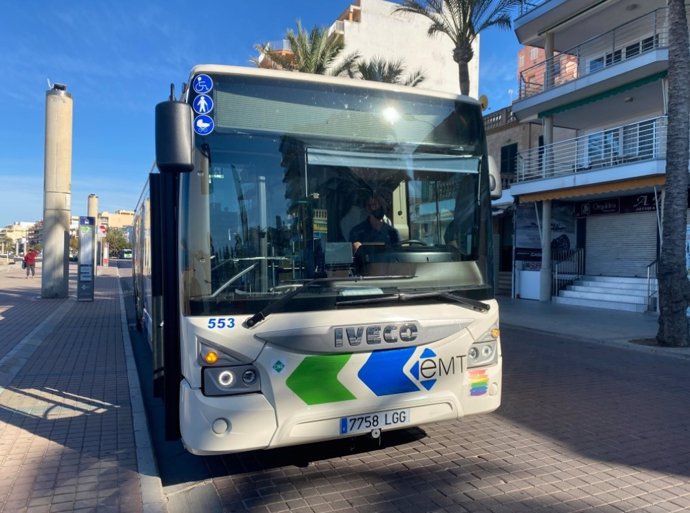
118 262 690 513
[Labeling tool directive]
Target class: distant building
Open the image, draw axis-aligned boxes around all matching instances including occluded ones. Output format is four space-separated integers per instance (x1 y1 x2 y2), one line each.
99 210 135 230
0 221 38 254
517 46 578 97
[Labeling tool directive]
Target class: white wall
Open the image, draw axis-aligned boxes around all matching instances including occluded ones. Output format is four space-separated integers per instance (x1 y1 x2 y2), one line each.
337 0 480 98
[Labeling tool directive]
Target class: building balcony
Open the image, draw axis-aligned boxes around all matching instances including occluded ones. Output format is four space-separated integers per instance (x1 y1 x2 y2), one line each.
514 1 667 50
518 8 667 101
512 116 668 197
484 106 518 134
514 8 668 123
517 0 547 18
328 19 346 36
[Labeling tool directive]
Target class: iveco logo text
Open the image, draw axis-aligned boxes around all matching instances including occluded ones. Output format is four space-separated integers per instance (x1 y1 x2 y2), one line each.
334 323 419 347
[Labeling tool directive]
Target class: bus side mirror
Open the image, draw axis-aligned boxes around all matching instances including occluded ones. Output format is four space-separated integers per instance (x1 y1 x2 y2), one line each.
488 155 502 199
155 100 194 174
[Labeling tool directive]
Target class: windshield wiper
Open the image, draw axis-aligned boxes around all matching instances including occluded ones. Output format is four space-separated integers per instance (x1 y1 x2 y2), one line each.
243 274 414 328
337 289 490 312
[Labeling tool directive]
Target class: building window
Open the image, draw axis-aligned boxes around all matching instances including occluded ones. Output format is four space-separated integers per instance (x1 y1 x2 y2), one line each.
500 143 518 178
589 56 604 72
530 47 538 60
605 49 622 66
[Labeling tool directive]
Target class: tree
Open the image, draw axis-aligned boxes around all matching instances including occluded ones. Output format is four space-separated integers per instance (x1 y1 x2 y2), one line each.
352 57 426 87
105 228 130 257
657 0 690 347
394 0 522 96
254 20 359 76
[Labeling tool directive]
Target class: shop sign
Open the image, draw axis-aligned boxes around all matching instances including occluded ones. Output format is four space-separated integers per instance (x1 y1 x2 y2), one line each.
577 193 658 216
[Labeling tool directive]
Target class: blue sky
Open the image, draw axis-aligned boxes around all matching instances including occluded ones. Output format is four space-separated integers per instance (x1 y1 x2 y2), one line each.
0 1 520 228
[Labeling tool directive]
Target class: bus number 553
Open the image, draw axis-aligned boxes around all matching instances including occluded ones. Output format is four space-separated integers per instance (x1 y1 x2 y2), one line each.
208 318 235 329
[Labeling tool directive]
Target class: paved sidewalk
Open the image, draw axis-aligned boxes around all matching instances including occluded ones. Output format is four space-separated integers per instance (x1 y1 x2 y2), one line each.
0 263 165 513
497 296 690 360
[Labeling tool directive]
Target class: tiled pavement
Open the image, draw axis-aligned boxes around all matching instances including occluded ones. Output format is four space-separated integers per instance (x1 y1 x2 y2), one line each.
0 262 165 513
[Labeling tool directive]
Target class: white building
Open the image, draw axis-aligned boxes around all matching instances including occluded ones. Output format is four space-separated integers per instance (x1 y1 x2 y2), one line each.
509 0 674 312
260 0 480 98
329 0 479 97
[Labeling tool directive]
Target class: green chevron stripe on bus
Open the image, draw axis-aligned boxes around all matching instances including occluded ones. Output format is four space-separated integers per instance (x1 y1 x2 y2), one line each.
286 354 356 405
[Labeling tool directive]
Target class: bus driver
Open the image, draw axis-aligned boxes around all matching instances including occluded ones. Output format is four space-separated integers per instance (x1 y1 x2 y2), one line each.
348 194 399 252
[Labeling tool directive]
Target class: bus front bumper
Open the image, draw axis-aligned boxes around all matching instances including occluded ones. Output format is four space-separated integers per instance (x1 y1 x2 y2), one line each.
179 381 277 456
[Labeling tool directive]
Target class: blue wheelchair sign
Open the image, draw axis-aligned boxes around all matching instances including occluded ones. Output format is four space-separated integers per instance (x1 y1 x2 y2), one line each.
193 74 213 94
194 115 214 135
193 94 213 115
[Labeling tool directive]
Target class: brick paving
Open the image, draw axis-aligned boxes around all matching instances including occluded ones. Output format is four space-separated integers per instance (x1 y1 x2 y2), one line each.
0 263 162 513
198 323 690 513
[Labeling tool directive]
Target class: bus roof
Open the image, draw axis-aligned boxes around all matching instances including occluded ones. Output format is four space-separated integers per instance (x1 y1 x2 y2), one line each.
188 64 479 106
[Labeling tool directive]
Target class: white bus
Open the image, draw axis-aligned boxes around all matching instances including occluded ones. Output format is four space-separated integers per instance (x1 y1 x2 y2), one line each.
134 65 503 455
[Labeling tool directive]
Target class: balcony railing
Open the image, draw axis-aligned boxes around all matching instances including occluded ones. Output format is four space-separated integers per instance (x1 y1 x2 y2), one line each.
519 8 668 101
264 39 291 52
518 0 548 17
328 19 345 36
516 116 667 182
484 106 518 133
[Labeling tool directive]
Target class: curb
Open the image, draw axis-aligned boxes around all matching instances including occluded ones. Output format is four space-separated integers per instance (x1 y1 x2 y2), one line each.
117 270 168 513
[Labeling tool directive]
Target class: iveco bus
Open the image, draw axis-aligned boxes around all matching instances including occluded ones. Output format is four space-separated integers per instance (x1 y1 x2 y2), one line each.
133 65 503 455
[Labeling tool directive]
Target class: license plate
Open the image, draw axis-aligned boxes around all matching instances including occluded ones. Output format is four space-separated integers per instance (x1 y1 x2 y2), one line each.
340 408 410 435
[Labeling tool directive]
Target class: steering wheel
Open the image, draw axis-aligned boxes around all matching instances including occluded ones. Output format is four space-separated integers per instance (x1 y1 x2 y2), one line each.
399 239 427 247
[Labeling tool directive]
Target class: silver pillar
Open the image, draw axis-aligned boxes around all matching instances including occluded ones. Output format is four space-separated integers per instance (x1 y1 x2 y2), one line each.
540 200 552 301
87 194 99 272
41 84 72 299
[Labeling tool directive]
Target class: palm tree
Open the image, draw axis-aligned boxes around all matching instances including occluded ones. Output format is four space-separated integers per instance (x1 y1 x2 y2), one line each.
657 0 690 347
353 57 426 87
254 20 359 76
394 0 522 95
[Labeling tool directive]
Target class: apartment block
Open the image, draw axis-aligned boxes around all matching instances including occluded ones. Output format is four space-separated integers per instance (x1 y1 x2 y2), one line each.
507 0 675 311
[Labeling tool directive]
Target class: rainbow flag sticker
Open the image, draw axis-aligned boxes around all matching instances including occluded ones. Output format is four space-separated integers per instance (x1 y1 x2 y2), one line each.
469 369 489 396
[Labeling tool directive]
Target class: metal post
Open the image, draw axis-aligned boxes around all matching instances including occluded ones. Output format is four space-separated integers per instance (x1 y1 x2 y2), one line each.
86 194 101 276
540 200 553 301
42 83 72 299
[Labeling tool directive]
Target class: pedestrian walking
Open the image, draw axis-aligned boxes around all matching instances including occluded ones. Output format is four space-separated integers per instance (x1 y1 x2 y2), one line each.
23 248 38 278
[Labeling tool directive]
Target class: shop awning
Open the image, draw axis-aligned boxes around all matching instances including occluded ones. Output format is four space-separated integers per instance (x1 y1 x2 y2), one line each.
518 175 666 203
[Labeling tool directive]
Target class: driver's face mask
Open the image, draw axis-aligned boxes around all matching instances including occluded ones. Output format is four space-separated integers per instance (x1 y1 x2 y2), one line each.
371 207 385 220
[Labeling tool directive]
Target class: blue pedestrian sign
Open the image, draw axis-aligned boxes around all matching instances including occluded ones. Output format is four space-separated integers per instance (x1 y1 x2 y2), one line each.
193 74 213 94
193 94 213 115
194 115 214 135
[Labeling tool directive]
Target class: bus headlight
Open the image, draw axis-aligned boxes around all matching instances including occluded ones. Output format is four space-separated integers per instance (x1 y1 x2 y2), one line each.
467 341 497 368
203 365 261 396
217 370 235 387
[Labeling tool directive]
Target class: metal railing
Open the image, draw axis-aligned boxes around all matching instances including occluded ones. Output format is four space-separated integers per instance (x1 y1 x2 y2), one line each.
516 116 667 183
552 248 584 296
518 0 548 17
264 39 291 52
646 259 658 313
519 8 668 100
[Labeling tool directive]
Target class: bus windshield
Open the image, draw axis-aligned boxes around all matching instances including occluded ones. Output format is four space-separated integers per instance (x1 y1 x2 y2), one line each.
180 72 493 316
